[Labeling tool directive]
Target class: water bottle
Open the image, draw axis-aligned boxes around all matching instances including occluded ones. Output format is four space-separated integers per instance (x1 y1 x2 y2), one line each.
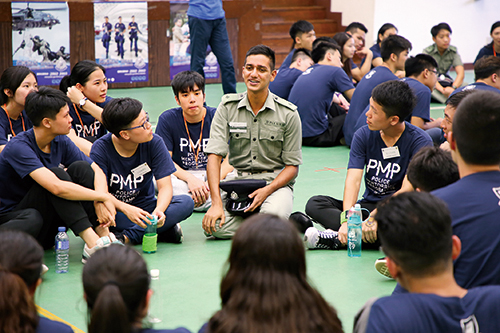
55 227 69 273
347 204 362 257
147 269 162 323
143 216 158 253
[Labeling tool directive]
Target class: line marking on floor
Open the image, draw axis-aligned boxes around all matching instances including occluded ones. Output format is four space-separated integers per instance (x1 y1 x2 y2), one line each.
430 106 446 110
37 305 85 333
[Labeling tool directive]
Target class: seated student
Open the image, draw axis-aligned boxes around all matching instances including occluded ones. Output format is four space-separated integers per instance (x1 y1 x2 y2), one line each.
333 32 373 83
450 55 500 96
474 21 500 63
0 230 74 333
400 54 443 144
60 60 112 155
374 146 459 279
279 20 316 70
156 71 233 212
269 48 314 100
0 66 38 153
289 41 355 147
432 90 500 289
344 35 412 146
423 23 465 102
365 23 398 68
353 192 500 333
83 245 190 333
303 81 432 250
201 214 343 333
345 22 368 54
91 98 194 245
0 87 120 260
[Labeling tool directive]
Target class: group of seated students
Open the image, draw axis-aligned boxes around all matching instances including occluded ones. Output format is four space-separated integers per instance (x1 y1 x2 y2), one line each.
1 18 500 332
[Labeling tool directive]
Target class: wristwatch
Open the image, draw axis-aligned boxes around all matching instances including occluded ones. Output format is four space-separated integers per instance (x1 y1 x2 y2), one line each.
79 97 88 108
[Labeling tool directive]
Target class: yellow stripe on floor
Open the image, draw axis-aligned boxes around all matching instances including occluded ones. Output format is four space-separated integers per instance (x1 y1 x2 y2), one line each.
37 305 85 333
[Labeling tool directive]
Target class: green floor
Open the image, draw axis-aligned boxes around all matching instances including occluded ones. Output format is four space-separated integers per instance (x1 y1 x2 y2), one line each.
35 74 463 332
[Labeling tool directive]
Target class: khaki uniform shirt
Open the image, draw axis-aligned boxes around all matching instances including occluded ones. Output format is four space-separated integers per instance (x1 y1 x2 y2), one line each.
423 44 463 75
205 91 302 173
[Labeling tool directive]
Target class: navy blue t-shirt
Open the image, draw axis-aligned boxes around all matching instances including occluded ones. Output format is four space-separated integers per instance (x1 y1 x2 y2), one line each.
348 123 432 203
363 286 500 333
400 77 431 122
155 106 216 171
474 44 500 64
279 50 294 70
360 44 381 68
0 129 92 213
450 81 500 97
289 64 354 137
68 96 111 140
344 66 398 146
37 316 74 332
90 133 175 209
269 67 303 100
432 171 500 289
0 107 33 146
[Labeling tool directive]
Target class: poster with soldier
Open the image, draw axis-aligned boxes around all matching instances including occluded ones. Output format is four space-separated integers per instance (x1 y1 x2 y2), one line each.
11 2 70 86
169 0 220 80
94 2 148 83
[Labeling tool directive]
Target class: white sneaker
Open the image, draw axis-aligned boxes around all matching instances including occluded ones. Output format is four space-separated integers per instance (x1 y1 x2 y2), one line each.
82 235 123 264
304 227 341 250
374 257 394 279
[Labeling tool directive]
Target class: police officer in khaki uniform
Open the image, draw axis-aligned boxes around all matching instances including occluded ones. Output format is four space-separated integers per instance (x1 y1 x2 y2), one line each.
202 45 302 238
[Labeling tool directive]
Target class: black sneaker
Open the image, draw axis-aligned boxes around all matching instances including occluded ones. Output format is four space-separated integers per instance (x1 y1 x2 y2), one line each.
304 227 341 250
158 223 184 244
112 230 126 244
289 212 314 233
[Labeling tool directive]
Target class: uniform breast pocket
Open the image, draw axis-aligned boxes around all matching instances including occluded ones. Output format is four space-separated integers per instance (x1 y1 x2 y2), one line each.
229 130 250 155
259 127 284 156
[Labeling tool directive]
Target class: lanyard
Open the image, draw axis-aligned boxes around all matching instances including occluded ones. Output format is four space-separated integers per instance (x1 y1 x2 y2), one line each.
72 103 85 129
1 104 25 137
183 111 205 167
494 45 497 57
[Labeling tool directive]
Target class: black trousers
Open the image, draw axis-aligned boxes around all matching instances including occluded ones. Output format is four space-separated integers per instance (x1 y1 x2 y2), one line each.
302 104 346 147
14 161 98 250
0 209 43 239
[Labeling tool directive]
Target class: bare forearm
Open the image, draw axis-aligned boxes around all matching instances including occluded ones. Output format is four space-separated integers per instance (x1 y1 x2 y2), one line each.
265 165 298 193
206 154 223 206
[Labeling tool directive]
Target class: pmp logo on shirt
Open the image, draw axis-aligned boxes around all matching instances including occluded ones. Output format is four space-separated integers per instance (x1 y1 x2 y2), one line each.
492 187 500 205
460 315 479 333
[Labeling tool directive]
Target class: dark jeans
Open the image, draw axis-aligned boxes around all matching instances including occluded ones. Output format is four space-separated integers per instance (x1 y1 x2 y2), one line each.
302 104 346 147
14 161 97 249
188 16 237 94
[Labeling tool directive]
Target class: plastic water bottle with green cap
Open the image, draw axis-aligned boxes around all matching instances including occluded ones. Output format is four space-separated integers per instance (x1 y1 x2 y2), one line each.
142 215 158 253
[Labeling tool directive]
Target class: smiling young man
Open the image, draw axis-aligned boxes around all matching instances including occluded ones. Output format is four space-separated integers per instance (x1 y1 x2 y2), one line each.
156 71 233 211
0 87 121 260
202 44 302 239
90 98 194 245
304 81 432 250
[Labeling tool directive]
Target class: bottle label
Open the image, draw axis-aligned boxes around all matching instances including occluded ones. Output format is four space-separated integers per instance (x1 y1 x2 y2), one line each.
56 240 69 251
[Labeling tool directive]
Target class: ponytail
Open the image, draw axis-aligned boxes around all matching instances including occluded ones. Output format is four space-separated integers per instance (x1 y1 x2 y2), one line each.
88 283 132 333
59 75 72 93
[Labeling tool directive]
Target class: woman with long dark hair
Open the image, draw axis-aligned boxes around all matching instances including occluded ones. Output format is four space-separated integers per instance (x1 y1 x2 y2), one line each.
333 32 372 83
0 230 73 332
204 214 344 333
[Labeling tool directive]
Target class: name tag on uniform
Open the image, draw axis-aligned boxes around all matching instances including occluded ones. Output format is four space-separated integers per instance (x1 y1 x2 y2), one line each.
381 146 400 159
229 121 247 133
131 162 151 178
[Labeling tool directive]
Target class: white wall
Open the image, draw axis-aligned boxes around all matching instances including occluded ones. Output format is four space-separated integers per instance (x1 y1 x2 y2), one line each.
332 0 500 64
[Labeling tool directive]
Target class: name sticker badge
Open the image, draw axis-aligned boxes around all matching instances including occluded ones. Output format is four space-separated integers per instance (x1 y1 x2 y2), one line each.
229 121 247 133
131 163 151 178
382 146 400 159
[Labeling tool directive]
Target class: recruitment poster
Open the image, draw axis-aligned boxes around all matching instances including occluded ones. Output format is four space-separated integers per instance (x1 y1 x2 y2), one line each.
169 0 220 80
94 2 148 83
12 2 70 86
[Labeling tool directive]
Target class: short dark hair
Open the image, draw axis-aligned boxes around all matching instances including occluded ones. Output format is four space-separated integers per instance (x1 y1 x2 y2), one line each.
171 70 205 98
404 54 438 77
445 89 477 109
377 23 398 43
474 56 500 81
376 192 453 277
59 60 105 94
407 146 459 192
291 48 312 63
245 44 275 71
25 87 70 126
0 66 37 105
371 80 415 122
431 23 452 37
312 36 336 49
453 90 500 165
491 21 500 34
289 20 314 41
380 35 412 62
345 22 368 34
101 97 143 137
311 42 341 64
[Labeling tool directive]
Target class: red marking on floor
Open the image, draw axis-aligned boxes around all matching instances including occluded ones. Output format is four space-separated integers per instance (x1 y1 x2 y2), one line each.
315 167 346 173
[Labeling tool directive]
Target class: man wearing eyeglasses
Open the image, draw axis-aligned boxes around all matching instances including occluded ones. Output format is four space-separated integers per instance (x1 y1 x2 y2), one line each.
90 98 194 245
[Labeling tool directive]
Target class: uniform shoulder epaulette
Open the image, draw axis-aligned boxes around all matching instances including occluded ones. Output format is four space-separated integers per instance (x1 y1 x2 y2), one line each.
448 45 458 53
222 93 245 104
273 95 297 111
